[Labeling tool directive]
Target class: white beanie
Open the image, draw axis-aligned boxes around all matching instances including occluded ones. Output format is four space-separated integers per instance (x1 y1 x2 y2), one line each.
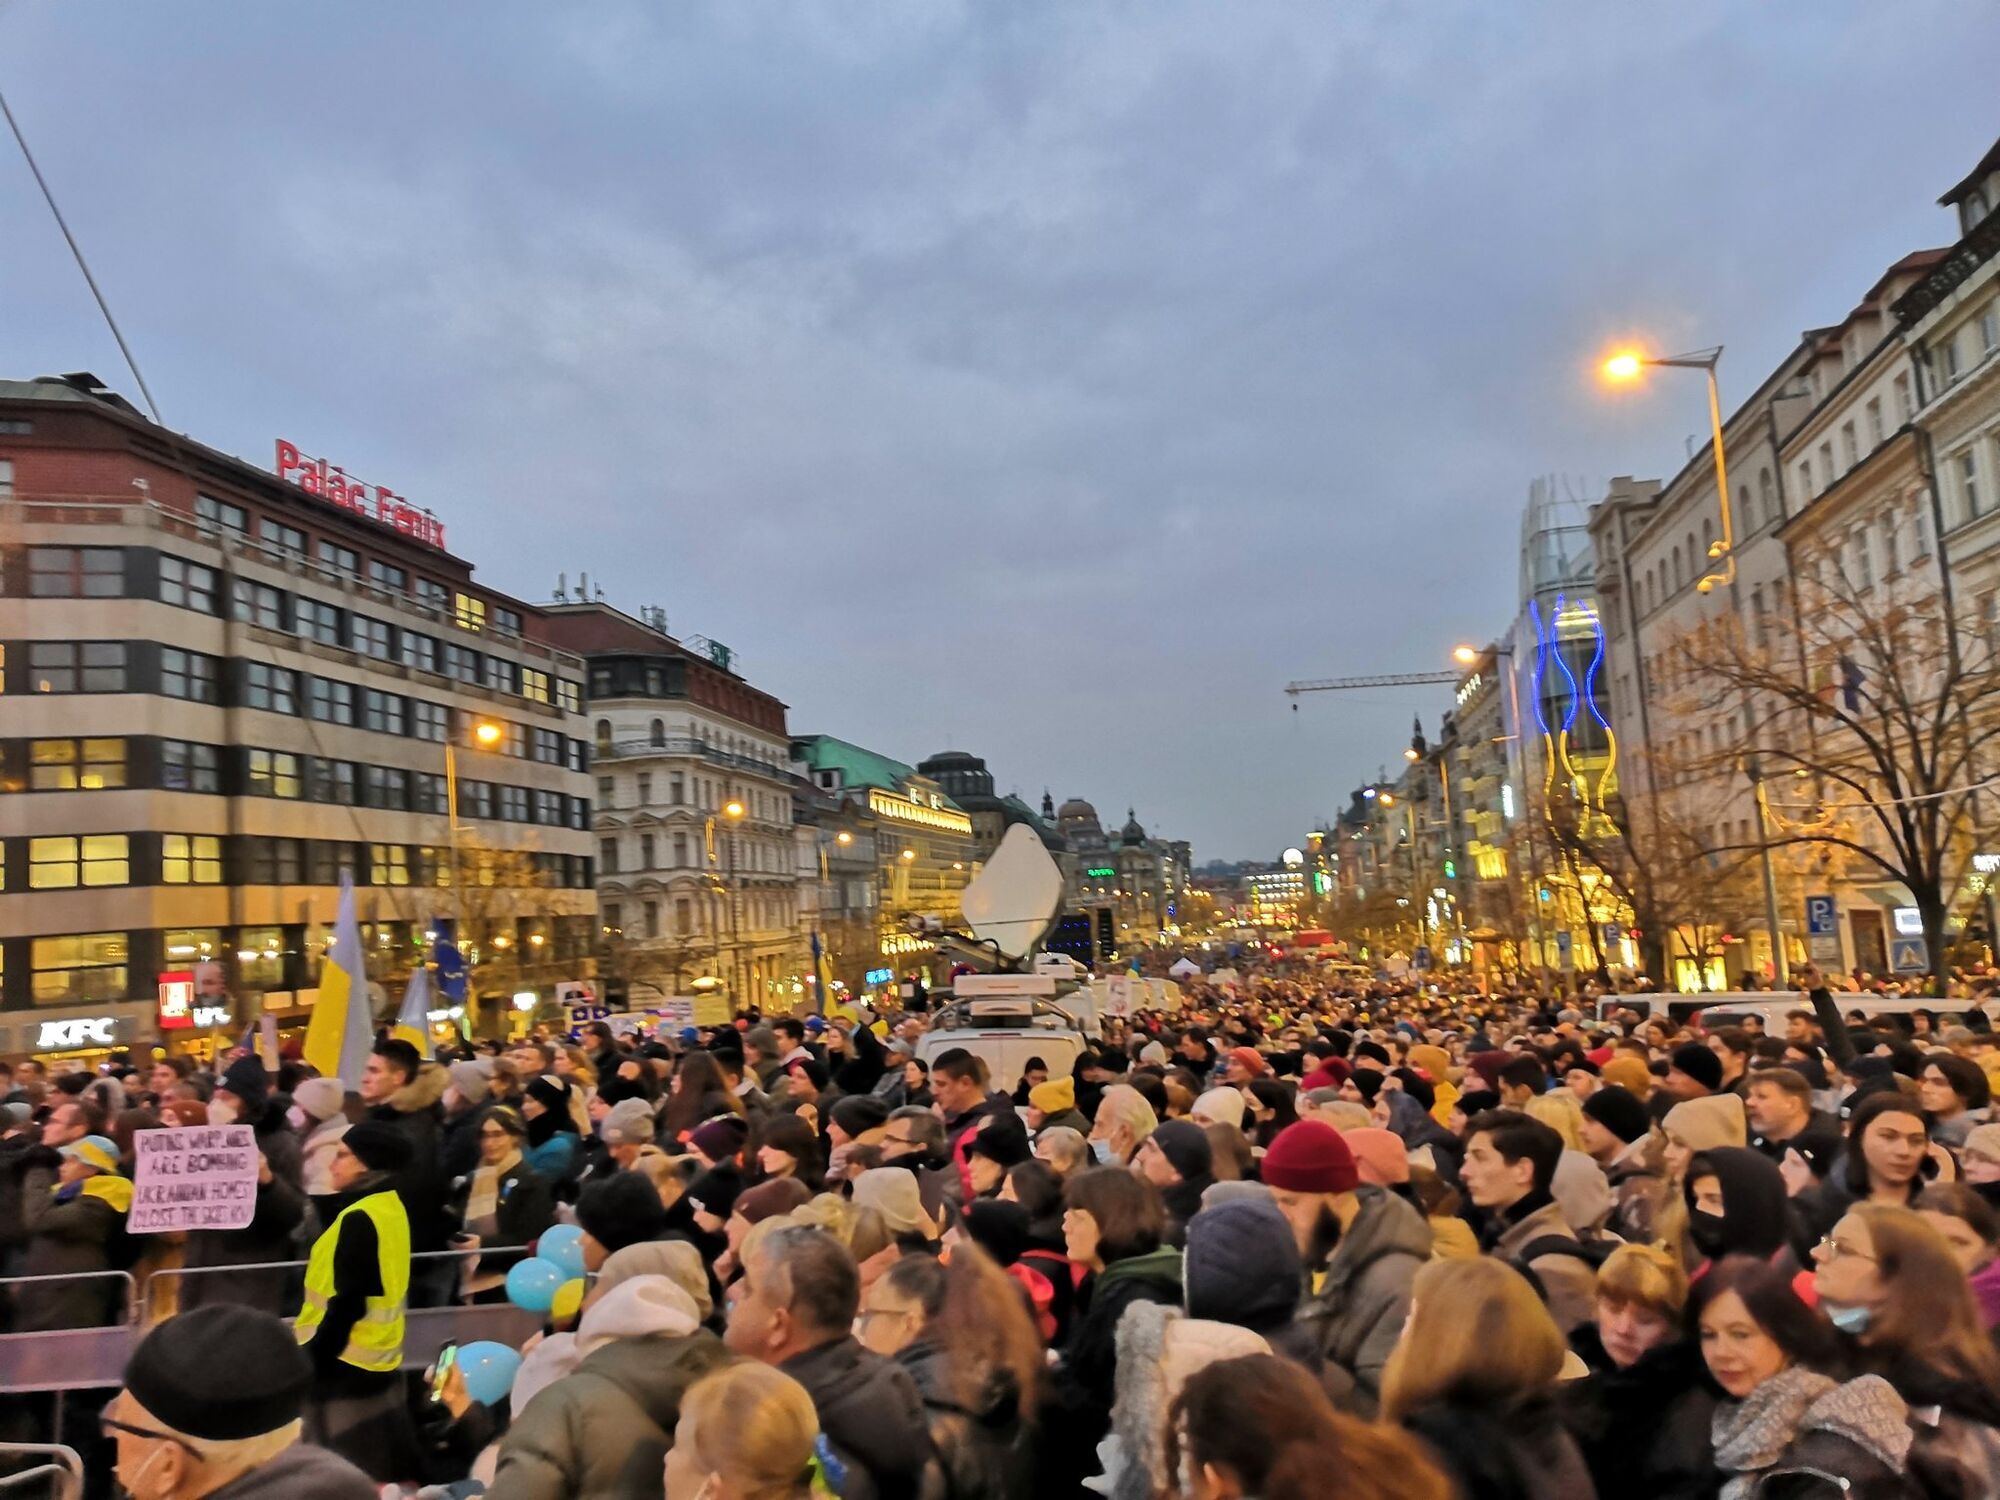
1192 1087 1247 1130
293 1077 346 1123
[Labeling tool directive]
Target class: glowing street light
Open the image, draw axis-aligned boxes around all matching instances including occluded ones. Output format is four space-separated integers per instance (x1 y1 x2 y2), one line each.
1601 350 1644 383
723 800 746 819
1452 644 1480 665
1595 341 1734 591
472 720 503 747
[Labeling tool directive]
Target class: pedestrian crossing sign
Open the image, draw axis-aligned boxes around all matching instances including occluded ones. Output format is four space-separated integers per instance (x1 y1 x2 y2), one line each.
1889 935 1929 974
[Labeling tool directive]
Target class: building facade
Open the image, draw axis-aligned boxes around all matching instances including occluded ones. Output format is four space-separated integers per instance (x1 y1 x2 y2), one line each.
540 603 800 1009
0 374 594 1059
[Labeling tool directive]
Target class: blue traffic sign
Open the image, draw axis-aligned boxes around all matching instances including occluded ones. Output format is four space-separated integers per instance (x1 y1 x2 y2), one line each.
1805 895 1838 937
1889 935 1929 974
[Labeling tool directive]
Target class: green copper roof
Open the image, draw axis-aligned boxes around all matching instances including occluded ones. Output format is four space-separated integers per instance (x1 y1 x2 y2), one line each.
792 734 919 794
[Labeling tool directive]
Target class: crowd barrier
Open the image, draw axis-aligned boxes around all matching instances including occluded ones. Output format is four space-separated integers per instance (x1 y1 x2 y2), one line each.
0 1445 82 1500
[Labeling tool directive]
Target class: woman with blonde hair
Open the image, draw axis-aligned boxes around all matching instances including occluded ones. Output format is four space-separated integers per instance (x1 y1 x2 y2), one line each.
1089 1084 1159 1166
664 1360 820 1500
1381 1257 1594 1500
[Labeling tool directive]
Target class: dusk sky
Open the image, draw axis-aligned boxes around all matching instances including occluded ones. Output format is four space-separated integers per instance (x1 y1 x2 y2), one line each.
5 3 1996 860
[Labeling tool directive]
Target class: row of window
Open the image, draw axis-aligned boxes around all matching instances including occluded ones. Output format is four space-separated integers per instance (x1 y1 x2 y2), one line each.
1 830 592 893
20 545 579 713
0 734 589 828
597 829 794 875
602 888 800 942
594 767 793 823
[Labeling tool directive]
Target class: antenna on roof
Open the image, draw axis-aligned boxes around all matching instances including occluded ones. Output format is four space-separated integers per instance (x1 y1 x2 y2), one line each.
577 572 588 603
554 572 568 603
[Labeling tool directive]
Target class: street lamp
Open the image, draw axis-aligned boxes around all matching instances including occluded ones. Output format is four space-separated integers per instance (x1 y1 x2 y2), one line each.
444 717 504 1034
1601 344 1735 592
1743 758 1790 988
708 797 749 1002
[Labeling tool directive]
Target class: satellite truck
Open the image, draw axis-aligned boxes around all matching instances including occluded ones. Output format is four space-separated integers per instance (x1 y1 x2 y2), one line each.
911 824 1097 1083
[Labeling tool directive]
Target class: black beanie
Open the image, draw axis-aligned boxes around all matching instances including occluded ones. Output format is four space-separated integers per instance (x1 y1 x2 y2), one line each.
967 1112 1032 1168
1668 1042 1724 1093
1582 1084 1651 1144
526 1075 571 1114
1149 1119 1214 1181
686 1165 744 1221
219 1054 269 1108
576 1171 668 1254
341 1118 413 1173
830 1095 890 1138
125 1306 311 1439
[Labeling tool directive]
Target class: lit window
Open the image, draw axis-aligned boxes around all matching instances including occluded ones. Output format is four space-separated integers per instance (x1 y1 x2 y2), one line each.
29 835 129 889
247 749 302 799
370 844 411 886
162 834 224 884
31 932 128 1006
30 738 126 791
453 593 486 632
522 668 550 704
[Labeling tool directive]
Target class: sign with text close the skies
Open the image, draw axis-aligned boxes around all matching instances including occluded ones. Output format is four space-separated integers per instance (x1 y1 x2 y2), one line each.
129 1126 258 1234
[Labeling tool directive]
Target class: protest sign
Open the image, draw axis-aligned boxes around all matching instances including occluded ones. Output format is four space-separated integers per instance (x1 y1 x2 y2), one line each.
129 1125 259 1233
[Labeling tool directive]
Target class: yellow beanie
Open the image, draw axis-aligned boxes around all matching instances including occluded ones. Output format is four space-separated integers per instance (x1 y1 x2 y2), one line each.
1029 1077 1075 1115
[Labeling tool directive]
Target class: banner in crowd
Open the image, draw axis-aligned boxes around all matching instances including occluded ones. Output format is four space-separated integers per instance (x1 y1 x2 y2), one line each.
129 1125 259 1233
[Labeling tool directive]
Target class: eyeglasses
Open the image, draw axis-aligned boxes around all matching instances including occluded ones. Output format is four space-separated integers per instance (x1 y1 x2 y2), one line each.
1813 1233 1878 1264
101 1415 203 1458
856 1305 915 1328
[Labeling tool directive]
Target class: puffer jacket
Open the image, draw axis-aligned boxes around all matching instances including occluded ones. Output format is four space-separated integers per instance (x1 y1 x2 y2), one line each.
369 1063 451 1253
1403 1394 1596 1500
1103 1302 1267 1500
1296 1184 1432 1415
783 1335 938 1500
896 1340 1031 1500
486 1321 727 1500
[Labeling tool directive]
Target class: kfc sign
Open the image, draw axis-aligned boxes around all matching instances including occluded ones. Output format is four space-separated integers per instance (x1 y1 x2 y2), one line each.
39 1016 117 1049
275 440 447 550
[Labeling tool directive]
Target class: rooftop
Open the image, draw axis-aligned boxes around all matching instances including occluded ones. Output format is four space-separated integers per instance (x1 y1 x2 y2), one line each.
792 734 920 795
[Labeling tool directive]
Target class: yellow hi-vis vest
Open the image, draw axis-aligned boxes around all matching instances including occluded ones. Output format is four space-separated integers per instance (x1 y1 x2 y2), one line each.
295 1189 410 1373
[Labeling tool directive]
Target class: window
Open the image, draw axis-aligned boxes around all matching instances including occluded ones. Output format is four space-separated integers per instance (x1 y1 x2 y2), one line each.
158 556 220 613
233 579 286 630
676 898 692 935
363 765 410 810
444 643 481 685
30 738 126 790
637 772 653 803
195 495 248 533
1915 502 1934 558
307 677 356 726
258 519 306 556
317 540 360 575
1818 442 1835 489
603 902 622 937
640 833 656 869
568 794 587 830
1895 372 1913 421
367 559 407 591
521 667 550 704
596 719 613 750
308 841 358 886
532 728 563 764
557 680 581 714
414 577 448 611
162 834 223 885
401 631 439 675
649 718 667 747
483 655 519 695
644 900 660 939
453 593 486 632
30 641 127 693
295 597 344 646
1865 397 1884 448
161 647 221 703
1982 305 2000 355
673 832 689 867
30 835 129 889
1853 531 1873 590
600 838 619 874
1962 450 1983 520
460 781 492 820
413 772 446 815
1882 512 1902 576
246 749 302 799
1840 422 1858 471
535 789 564 825
1942 333 1961 384
32 933 128 1006
242 662 298 714
370 844 411 886
412 847 444 887
597 775 615 806
352 616 394 660
306 758 357 805
497 785 529 822
363 689 404 735
1798 462 1814 499
160 740 220 793
492 605 523 638
29 546 123 598
409 700 448 742
670 773 685 805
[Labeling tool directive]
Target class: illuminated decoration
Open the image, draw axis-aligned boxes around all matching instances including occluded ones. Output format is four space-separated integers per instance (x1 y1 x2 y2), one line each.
274 439 446 549
1281 848 1305 867
867 787 972 834
1086 867 1116 878
1501 783 1517 820
879 931 937 956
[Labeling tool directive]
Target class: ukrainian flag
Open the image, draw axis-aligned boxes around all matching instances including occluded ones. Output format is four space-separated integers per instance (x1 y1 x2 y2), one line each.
304 873 376 1084
392 965 434 1055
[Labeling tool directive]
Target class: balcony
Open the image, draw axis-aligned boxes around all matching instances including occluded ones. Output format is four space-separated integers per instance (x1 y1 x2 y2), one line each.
595 736 789 779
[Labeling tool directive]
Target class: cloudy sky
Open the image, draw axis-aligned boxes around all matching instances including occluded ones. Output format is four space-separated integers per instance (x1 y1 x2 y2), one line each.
5 3 1996 860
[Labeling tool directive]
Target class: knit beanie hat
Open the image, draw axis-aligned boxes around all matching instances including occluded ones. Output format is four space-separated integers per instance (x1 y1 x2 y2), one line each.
787 1057 829 1091
600 1098 656 1148
967 1112 1033 1168
1668 1042 1724 1093
340 1119 413 1173
124 1306 312 1440
575 1172 669 1254
526 1075 571 1114
1199 1179 1274 1211
292 1077 345 1123
217 1055 268 1108
1147 1119 1213 1182
1185 1198 1302 1327
1407 1044 1453 1084
597 1239 714 1321
61 1135 120 1175
1341 1127 1411 1186
685 1165 744 1221
447 1061 490 1105
1456 1088 1501 1118
688 1116 750 1163
962 1199 1031 1266
1582 1084 1651 1144
1467 1051 1509 1089
852 1167 935 1237
1028 1077 1076 1115
830 1095 890 1139
734 1177 813 1226
1663 1092 1748 1152
1259 1121 1359 1195
1600 1057 1653 1096
1228 1046 1269 1077
1192 1087 1247 1130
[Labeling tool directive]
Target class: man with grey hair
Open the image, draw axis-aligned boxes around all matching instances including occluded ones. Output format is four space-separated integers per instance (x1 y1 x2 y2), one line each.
723 1225 934 1500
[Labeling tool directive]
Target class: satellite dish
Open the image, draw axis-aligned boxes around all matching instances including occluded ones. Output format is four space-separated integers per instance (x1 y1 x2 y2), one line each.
960 824 1065 962
1168 957 1200 980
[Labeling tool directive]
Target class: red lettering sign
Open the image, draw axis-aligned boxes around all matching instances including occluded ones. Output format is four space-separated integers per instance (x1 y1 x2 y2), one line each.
274 439 447 550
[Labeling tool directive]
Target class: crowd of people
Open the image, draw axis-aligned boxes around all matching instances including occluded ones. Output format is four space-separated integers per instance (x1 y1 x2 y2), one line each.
5 955 2000 1499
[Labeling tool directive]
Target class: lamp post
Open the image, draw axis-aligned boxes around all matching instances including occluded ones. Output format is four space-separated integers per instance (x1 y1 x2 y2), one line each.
1602 346 1735 593
1743 758 1790 988
445 718 503 1031
706 798 747 1003
811 829 853 1015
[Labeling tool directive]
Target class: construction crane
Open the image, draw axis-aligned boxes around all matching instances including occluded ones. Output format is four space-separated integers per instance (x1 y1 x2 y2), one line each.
1285 671 1459 709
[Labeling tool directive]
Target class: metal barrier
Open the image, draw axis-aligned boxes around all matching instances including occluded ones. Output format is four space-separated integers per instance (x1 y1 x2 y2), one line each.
0 1445 83 1500
0 1274 138 1393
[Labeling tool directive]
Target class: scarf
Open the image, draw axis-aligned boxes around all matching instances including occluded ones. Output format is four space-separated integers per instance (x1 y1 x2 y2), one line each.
55 1174 133 1215
1712 1367 1909 1500
464 1150 522 1233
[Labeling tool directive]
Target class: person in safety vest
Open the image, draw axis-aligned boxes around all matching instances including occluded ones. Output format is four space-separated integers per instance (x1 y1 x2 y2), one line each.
294 1118 419 1484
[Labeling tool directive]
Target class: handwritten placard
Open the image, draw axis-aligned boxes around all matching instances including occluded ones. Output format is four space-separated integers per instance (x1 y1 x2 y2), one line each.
129 1126 258 1233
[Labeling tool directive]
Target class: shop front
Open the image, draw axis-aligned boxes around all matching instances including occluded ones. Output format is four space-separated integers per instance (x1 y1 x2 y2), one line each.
0 1000 156 1069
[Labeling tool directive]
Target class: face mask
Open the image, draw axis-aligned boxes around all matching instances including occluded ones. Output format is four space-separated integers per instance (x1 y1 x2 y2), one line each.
1090 1139 1118 1165
115 1439 168 1500
1688 1209 1731 1260
207 1099 237 1126
287 1105 308 1131
1826 1302 1874 1335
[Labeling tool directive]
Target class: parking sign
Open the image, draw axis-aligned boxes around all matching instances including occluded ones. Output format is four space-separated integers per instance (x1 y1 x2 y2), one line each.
1805 895 1837 938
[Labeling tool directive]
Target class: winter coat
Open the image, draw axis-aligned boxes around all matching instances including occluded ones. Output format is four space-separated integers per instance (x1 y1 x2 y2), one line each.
1604 1137 1668 1245
896 1339 1031 1500
1296 1184 1432 1416
1792 1153 1923 1258
299 1115 350 1211
16 1173 129 1331
832 1022 891 1096
1032 1106 1090 1138
782 1336 938 1500
1402 1394 1597 1500
182 1110 309 1315
486 1328 728 1500
1103 1302 1267 1500
1711 1368 1916 1500
202 1442 376 1500
368 1064 451 1252
1488 1195 1596 1335
1862 1353 2000 1500
452 1158 556 1270
1043 1247 1186 1494
1561 1324 1717 1500
0 1134 55 1270
437 1099 492 1183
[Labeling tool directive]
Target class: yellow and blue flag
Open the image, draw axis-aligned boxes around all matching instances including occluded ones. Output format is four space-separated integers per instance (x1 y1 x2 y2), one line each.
304 873 375 1083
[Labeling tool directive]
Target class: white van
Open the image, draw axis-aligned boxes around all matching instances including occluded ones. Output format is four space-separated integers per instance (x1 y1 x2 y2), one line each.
1689 994 1985 1034
915 983 1091 1086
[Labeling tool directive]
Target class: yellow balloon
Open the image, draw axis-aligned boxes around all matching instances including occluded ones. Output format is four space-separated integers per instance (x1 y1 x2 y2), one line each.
551 1277 586 1323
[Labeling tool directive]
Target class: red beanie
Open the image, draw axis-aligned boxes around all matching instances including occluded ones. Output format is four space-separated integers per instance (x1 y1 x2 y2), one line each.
1229 1046 1269 1077
1260 1121 1359 1195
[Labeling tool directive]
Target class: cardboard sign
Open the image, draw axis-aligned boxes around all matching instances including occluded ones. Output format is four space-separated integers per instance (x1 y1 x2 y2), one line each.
129 1126 259 1233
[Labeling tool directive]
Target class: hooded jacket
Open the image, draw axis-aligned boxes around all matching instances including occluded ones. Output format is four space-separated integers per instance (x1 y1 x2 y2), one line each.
1487 1193 1595 1336
1103 1302 1269 1500
1561 1323 1718 1500
1686 1146 1799 1265
896 1339 1031 1500
201 1441 377 1500
1402 1393 1596 1500
368 1063 451 1252
782 1335 937 1500
486 1278 728 1500
1297 1183 1432 1416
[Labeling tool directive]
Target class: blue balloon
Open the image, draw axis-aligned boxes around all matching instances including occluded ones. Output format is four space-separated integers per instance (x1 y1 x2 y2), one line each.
505 1256 564 1313
455 1340 522 1408
538 1224 587 1280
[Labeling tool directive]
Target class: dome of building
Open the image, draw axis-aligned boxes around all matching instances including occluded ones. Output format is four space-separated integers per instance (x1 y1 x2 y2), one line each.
1056 797 1098 823
1120 808 1148 846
